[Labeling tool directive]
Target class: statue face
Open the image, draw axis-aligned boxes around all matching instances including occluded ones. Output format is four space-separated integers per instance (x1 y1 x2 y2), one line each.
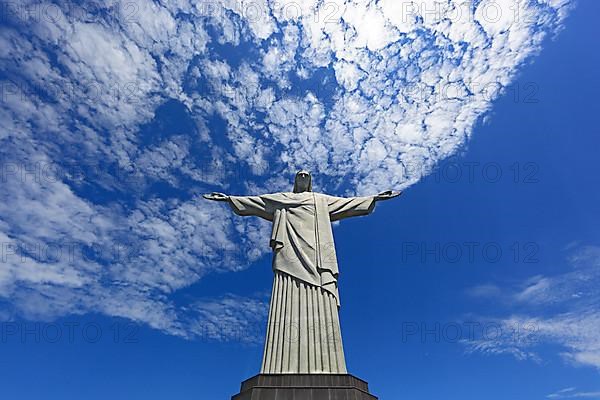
294 170 311 192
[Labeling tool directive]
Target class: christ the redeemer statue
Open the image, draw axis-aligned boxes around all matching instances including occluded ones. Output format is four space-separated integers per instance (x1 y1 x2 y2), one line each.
204 171 400 375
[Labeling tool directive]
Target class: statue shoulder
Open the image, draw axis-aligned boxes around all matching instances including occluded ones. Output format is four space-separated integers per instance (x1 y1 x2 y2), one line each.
260 192 290 201
313 192 336 200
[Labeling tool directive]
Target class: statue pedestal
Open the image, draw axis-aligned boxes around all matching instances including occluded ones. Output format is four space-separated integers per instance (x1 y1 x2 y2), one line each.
231 374 378 399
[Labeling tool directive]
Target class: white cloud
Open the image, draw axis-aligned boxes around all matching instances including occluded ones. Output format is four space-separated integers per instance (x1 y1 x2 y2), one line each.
547 387 600 399
185 294 269 343
464 246 600 371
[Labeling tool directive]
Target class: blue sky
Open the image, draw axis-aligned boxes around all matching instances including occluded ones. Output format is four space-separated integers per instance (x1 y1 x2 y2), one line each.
1 0 599 399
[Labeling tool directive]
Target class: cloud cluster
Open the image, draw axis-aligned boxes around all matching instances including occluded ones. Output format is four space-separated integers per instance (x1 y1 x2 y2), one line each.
465 245 600 371
547 387 600 399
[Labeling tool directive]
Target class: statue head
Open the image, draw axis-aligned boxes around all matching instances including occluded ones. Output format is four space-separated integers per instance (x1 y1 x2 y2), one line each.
293 170 312 193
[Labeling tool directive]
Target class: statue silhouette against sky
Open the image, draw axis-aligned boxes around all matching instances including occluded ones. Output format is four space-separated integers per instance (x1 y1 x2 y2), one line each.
204 170 400 374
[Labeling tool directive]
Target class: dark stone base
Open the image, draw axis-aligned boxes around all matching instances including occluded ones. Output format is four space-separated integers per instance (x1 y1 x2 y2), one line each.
231 374 378 400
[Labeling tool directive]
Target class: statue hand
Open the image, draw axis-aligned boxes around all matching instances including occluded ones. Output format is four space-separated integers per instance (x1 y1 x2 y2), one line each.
203 192 229 201
375 190 402 201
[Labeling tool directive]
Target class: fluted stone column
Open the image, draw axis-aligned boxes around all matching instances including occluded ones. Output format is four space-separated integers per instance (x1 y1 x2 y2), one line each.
261 271 347 374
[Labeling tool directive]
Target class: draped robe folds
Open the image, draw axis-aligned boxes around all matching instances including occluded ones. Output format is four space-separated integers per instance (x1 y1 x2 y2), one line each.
227 192 376 373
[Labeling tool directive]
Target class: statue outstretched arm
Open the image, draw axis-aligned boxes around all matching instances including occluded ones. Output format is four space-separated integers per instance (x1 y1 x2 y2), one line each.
326 190 401 221
203 192 273 221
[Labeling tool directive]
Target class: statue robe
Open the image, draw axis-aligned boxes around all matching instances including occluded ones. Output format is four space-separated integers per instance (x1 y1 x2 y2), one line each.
227 191 377 374
228 192 375 305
